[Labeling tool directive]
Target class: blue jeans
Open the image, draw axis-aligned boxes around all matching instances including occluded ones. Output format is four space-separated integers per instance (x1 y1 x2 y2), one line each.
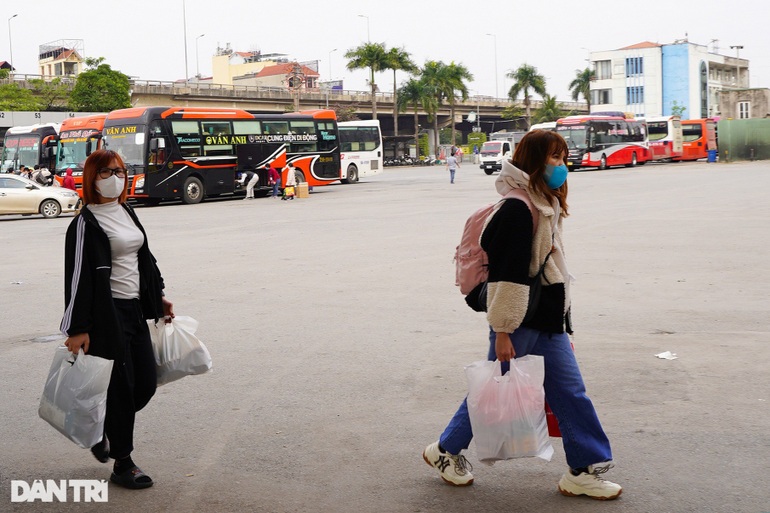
439 326 612 469
449 169 456 183
272 178 281 197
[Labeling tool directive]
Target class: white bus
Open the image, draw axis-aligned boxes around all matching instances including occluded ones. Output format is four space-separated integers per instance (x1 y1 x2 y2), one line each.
645 115 683 161
338 120 383 183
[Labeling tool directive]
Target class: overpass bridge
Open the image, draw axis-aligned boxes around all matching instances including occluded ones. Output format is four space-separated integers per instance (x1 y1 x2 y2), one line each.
131 80 588 138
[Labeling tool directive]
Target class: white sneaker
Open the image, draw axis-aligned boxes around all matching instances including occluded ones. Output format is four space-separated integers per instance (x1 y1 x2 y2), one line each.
422 441 474 486
558 462 622 500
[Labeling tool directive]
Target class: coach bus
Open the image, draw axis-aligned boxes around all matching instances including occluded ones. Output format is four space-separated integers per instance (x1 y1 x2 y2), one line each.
646 115 683 161
0 123 59 173
100 107 341 204
676 118 717 161
53 114 107 195
556 115 649 170
338 119 383 183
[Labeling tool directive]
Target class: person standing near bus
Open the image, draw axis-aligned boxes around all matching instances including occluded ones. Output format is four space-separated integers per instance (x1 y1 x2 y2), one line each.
282 163 296 200
446 150 460 184
62 168 76 191
61 149 174 490
423 130 622 500
267 164 281 199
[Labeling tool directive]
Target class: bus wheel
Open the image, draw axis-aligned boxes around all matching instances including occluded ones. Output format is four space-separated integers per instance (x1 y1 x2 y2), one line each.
40 199 61 218
599 155 608 170
294 170 306 184
342 164 359 184
626 152 637 167
182 177 204 204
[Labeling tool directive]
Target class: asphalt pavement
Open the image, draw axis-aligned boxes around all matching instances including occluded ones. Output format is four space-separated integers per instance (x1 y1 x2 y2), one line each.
1 159 769 513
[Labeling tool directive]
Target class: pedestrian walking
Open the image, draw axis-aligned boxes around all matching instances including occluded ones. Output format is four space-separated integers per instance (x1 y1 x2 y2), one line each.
282 163 296 200
60 149 174 490
446 150 460 184
423 130 622 500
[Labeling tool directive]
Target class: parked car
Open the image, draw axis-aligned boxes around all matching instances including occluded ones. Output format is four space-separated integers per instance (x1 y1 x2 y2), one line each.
0 174 81 218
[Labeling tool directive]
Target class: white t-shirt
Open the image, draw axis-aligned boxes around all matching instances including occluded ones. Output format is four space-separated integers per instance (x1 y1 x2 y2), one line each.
88 201 144 299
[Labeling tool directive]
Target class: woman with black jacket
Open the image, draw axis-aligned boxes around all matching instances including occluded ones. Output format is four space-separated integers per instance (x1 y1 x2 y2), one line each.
61 149 174 490
423 131 622 500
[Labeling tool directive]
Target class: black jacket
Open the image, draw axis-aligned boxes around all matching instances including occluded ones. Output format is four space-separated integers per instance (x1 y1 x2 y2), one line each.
60 203 165 360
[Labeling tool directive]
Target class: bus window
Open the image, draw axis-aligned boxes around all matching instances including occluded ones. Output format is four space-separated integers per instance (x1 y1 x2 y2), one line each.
171 121 202 158
148 121 169 167
316 121 338 152
647 122 668 141
289 120 318 152
263 121 289 135
682 124 702 142
233 120 261 135
202 121 232 156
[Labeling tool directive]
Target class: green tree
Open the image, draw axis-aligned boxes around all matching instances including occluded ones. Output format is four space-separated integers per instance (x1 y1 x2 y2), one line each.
500 104 524 120
532 94 567 123
398 77 435 158
506 64 547 128
569 68 595 110
0 83 43 110
345 42 389 120
28 77 72 111
443 62 474 145
386 47 418 136
69 57 131 112
671 100 687 117
0 69 9 79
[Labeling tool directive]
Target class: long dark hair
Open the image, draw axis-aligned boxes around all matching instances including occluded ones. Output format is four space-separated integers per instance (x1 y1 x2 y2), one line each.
511 130 569 216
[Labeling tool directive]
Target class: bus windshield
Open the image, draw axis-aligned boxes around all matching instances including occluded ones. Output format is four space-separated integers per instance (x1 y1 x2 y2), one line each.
556 127 588 149
57 131 95 172
647 122 669 141
102 126 146 168
1 135 41 171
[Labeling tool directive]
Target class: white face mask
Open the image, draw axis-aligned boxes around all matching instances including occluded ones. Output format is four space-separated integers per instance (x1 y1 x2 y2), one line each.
95 175 125 199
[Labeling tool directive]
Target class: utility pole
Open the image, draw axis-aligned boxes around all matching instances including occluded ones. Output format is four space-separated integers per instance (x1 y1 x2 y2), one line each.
730 45 744 88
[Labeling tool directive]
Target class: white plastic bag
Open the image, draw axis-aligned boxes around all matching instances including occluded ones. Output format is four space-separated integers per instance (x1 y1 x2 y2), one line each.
465 356 553 463
38 347 113 449
148 316 212 386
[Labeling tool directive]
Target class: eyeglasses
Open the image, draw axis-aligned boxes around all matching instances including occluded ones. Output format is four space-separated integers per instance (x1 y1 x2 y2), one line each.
97 167 127 179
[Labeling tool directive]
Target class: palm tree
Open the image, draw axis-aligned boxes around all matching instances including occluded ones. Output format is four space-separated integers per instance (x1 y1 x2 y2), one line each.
532 94 566 123
397 77 435 159
386 47 418 136
506 64 547 128
443 62 474 146
569 68 595 111
419 60 447 154
345 42 389 119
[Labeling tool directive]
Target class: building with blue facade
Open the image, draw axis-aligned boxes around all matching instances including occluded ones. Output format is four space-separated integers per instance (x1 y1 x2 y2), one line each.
589 40 749 119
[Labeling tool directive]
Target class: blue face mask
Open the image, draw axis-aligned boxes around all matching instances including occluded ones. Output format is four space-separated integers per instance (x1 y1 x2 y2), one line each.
544 164 568 189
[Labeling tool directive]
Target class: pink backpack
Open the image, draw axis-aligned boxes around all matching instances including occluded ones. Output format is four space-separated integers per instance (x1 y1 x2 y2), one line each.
454 188 539 296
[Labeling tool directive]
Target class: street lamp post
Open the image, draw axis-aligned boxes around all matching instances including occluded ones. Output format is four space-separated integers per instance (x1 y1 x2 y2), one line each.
730 45 744 87
182 0 189 82
8 14 18 76
485 33 498 98
195 33 205 79
328 48 337 80
357 14 370 42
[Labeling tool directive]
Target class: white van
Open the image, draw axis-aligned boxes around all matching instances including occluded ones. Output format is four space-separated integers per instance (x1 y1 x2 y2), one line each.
478 140 513 175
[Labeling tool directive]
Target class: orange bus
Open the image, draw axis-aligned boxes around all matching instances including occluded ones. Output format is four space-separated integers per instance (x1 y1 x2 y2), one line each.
101 107 341 204
53 114 107 195
676 118 717 161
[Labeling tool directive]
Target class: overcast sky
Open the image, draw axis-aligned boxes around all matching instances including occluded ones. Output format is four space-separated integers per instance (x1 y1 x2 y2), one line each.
4 0 768 103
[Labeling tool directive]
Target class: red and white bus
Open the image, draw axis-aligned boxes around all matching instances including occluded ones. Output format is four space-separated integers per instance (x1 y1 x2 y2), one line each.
101 107 341 204
646 115 683 161
0 123 59 172
556 115 649 170
53 114 107 195
676 118 717 161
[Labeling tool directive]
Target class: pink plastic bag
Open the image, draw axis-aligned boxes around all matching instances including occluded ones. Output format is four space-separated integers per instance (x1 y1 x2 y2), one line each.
465 356 553 463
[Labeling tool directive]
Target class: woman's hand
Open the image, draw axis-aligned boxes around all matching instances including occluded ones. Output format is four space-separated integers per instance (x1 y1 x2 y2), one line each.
495 332 516 362
64 333 90 354
162 297 175 323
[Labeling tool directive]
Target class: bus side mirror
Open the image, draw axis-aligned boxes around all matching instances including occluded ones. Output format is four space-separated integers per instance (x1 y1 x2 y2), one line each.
86 134 102 156
46 146 55 159
149 138 166 153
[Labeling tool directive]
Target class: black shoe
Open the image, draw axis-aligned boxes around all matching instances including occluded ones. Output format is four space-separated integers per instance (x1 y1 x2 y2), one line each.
90 436 110 463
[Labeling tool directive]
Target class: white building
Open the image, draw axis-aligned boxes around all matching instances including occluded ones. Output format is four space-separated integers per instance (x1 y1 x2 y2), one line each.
589 40 750 119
